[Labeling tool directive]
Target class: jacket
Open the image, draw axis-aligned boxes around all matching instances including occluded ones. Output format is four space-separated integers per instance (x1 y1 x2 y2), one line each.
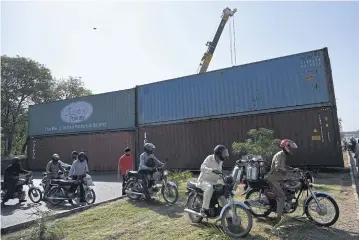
267 150 293 182
198 154 223 184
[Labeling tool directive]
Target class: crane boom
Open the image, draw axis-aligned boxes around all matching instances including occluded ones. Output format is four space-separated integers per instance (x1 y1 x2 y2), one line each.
198 7 237 74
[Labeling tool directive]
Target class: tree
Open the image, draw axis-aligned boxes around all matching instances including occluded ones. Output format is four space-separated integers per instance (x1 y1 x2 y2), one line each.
52 76 92 100
1 55 93 155
1 55 53 155
232 128 281 159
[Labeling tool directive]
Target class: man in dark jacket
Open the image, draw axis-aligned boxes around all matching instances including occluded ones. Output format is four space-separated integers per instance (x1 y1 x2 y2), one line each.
3 157 30 204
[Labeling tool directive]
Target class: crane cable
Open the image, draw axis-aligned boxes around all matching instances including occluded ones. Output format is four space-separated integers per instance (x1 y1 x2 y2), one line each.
232 15 237 66
229 15 237 66
229 19 234 66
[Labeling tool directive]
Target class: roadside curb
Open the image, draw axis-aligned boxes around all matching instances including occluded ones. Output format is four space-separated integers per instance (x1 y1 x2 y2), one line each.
1 195 125 235
346 152 359 220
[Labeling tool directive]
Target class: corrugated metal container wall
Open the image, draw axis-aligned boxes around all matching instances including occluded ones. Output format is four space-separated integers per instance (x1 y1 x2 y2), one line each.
28 89 135 136
27 131 135 171
137 107 343 169
138 48 334 125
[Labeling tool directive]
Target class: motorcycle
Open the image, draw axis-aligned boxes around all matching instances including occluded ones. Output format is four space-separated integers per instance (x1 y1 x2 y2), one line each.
184 171 253 238
40 168 70 200
124 166 179 204
46 174 96 206
244 169 339 227
1 172 42 206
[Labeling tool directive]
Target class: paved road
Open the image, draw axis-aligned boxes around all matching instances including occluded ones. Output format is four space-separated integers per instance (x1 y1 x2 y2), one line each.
1 172 122 229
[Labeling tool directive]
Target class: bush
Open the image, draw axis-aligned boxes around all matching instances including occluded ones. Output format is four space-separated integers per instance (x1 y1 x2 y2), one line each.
168 170 193 186
232 128 281 160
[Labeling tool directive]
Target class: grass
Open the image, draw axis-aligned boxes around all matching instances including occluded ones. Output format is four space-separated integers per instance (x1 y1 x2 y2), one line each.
2 171 359 240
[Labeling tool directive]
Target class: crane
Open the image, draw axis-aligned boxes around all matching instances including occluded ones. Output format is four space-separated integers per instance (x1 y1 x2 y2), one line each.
198 7 237 74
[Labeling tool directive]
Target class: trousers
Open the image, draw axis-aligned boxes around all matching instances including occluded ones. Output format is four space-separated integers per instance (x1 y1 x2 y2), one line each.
268 180 285 218
198 181 227 209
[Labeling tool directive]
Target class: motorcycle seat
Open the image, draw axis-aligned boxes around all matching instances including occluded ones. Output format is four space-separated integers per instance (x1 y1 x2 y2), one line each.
51 179 75 185
187 181 203 193
127 171 138 175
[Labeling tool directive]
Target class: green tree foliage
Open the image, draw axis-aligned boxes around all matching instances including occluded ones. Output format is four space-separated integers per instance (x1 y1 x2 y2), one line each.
232 128 281 159
1 55 92 155
52 76 93 101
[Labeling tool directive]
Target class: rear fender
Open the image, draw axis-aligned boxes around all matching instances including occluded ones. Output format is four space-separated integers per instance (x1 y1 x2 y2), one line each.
219 201 250 219
166 181 177 189
29 186 41 191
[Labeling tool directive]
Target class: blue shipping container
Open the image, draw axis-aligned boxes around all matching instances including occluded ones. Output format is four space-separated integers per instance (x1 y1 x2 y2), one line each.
137 48 334 125
29 89 135 136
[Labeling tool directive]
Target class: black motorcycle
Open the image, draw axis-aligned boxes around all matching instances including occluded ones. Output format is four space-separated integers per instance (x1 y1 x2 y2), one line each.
244 169 339 227
40 168 70 200
184 171 253 238
124 166 179 204
46 174 96 206
1 172 42 206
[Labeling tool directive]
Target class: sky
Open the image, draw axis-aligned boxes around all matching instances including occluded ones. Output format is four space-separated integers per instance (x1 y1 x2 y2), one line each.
1 1 358 131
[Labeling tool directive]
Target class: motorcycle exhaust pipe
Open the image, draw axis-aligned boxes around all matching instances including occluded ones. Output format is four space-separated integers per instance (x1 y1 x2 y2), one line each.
125 190 144 196
184 208 205 217
244 200 270 209
46 197 69 200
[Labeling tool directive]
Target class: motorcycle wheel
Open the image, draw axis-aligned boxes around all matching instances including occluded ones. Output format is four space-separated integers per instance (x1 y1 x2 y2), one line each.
304 193 340 227
221 204 253 238
47 186 65 206
245 189 271 217
186 194 203 223
85 189 96 204
125 180 141 200
161 183 179 204
28 188 42 203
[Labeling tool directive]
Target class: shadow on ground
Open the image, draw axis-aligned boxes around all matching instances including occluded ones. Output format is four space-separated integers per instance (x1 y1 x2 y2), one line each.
127 197 185 219
273 217 359 240
1 202 40 217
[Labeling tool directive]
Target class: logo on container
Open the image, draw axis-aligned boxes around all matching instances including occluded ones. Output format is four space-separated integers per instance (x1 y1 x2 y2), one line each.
61 101 93 124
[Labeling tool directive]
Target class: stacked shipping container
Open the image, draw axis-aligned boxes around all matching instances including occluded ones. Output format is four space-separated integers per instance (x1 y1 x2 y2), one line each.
27 47 343 171
27 89 136 171
137 48 342 169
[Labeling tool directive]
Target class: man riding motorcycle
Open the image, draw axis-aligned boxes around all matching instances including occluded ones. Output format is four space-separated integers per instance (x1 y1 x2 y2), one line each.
138 143 164 200
44 154 71 196
68 152 89 203
197 145 229 216
266 139 299 221
3 157 31 204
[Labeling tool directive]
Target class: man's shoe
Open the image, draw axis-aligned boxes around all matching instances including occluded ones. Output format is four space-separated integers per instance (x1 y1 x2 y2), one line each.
144 194 152 201
200 208 209 217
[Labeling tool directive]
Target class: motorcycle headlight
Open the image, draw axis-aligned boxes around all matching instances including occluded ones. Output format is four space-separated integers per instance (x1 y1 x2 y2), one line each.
164 170 168 176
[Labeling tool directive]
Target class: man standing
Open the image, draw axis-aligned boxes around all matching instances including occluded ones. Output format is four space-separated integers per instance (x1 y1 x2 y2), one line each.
118 147 134 196
82 149 89 164
68 152 89 204
71 151 78 162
